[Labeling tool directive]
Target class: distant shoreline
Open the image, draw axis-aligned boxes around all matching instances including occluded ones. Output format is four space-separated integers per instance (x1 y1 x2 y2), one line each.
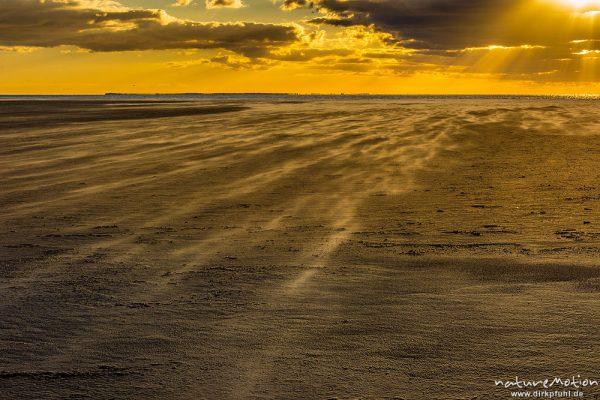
2 93 600 100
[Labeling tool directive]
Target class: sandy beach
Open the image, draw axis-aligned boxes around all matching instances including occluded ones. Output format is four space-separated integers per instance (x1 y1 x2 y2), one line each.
1 96 600 399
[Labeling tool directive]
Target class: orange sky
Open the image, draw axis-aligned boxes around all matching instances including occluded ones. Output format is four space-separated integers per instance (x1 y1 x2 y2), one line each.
3 0 600 94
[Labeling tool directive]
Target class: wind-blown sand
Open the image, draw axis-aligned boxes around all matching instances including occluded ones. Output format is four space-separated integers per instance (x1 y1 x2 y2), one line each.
1 96 599 399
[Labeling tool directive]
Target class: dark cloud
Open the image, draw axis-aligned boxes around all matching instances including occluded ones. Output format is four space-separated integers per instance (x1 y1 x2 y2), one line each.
205 0 244 9
280 0 600 81
284 0 516 49
0 0 300 54
281 0 313 10
306 17 356 27
287 0 600 50
270 48 354 61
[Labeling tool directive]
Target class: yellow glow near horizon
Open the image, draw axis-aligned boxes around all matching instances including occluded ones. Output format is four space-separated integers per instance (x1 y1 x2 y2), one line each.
560 0 593 5
554 0 600 10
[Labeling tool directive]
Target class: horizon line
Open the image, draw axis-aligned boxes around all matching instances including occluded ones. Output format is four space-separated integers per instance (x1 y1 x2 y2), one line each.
2 92 600 97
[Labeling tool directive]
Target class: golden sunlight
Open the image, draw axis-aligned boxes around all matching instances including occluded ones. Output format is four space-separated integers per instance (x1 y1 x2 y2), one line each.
554 0 600 10
5 0 600 93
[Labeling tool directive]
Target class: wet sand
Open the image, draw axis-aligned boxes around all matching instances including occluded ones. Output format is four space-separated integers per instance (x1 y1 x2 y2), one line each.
1 97 600 399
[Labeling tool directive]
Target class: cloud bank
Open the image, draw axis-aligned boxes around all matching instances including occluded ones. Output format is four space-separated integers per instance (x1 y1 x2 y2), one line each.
0 0 299 54
205 0 244 9
286 0 600 49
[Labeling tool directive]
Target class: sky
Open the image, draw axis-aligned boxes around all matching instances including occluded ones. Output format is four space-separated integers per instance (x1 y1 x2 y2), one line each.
3 0 600 94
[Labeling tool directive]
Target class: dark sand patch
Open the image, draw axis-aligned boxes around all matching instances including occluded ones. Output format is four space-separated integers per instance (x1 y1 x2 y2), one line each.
0 100 248 129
